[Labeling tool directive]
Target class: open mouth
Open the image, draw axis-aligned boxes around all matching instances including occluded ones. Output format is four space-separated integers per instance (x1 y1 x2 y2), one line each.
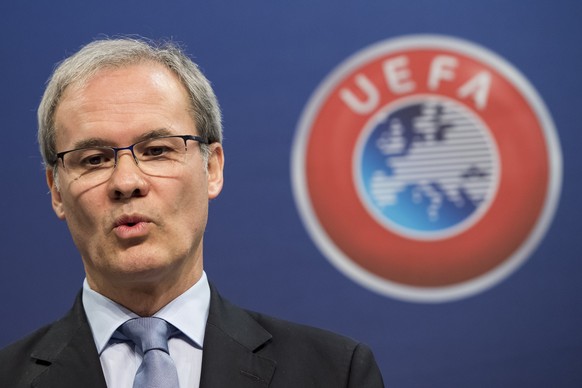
113 215 153 238
113 218 151 239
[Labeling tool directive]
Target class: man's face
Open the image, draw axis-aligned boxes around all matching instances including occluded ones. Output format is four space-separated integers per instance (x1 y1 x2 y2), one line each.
47 62 224 296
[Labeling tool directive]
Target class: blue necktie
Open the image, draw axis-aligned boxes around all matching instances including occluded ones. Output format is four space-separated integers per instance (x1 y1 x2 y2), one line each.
118 317 180 388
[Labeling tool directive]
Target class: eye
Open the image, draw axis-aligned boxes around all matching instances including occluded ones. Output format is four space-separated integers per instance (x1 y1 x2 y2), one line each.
81 152 110 167
66 148 113 170
143 145 171 157
138 138 181 160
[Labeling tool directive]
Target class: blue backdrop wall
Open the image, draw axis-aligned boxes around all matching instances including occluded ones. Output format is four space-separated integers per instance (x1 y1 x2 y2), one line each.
1 1 581 386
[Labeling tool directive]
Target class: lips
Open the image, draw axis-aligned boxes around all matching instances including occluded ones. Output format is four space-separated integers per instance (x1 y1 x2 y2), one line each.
113 214 153 239
114 214 152 227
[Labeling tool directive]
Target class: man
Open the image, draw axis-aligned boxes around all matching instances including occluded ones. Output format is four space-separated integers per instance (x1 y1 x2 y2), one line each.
0 37 384 387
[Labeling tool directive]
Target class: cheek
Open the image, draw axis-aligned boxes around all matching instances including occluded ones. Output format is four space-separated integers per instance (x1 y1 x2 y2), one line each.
60 188 103 230
168 170 208 204
59 194 105 258
173 179 209 225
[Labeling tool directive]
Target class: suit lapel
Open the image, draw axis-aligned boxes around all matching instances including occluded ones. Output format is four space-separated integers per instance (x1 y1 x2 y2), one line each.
200 286 276 388
30 294 107 388
26 286 276 387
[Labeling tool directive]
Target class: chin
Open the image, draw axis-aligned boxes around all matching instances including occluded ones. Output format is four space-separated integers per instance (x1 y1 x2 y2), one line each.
106 257 171 281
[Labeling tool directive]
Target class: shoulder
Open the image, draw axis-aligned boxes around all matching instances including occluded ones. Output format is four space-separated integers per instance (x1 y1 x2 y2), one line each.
207 286 384 387
253 308 378 356
0 293 96 387
0 322 53 358
209 284 370 354
0 323 54 386
247 308 361 351
246 309 384 387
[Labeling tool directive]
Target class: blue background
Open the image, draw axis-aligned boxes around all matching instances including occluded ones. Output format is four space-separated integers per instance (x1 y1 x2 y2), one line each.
1 1 581 386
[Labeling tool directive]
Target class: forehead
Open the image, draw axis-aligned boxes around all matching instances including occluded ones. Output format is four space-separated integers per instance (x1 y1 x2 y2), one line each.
54 62 195 148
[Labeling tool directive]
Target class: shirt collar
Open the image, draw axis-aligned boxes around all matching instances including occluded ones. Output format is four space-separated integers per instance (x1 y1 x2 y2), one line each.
82 272 211 354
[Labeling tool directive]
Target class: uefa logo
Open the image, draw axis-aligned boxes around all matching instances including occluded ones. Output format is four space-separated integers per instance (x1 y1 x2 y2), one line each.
292 35 562 302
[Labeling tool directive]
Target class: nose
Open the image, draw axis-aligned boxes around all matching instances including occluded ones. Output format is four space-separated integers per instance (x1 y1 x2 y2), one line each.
107 151 150 200
113 144 140 168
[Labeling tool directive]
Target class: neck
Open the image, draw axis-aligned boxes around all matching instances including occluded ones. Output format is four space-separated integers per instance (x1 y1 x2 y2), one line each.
86 266 203 316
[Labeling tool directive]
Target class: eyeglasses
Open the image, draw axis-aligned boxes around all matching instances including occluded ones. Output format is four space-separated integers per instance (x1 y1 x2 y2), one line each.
55 135 208 184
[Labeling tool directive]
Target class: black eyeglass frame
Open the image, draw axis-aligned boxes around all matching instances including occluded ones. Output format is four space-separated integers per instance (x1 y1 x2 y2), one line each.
54 135 209 169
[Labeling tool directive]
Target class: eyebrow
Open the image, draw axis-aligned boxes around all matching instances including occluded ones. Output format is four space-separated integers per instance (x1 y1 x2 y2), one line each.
68 128 175 150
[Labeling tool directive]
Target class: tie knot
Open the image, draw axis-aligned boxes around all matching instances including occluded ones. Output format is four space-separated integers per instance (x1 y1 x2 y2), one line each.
118 317 174 354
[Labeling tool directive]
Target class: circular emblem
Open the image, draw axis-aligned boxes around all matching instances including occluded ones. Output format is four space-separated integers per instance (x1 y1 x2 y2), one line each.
292 35 562 302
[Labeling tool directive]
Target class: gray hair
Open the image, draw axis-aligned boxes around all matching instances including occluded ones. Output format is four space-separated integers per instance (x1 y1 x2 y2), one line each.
38 37 222 169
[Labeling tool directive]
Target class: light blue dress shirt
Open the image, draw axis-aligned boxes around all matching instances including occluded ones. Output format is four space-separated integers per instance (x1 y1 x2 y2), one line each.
82 272 211 388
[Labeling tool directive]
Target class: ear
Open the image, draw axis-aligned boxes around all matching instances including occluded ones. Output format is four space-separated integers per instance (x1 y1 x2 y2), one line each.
46 168 66 220
207 143 224 200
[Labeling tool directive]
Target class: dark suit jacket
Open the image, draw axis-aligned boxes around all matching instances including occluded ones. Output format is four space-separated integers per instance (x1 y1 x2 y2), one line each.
0 285 384 387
